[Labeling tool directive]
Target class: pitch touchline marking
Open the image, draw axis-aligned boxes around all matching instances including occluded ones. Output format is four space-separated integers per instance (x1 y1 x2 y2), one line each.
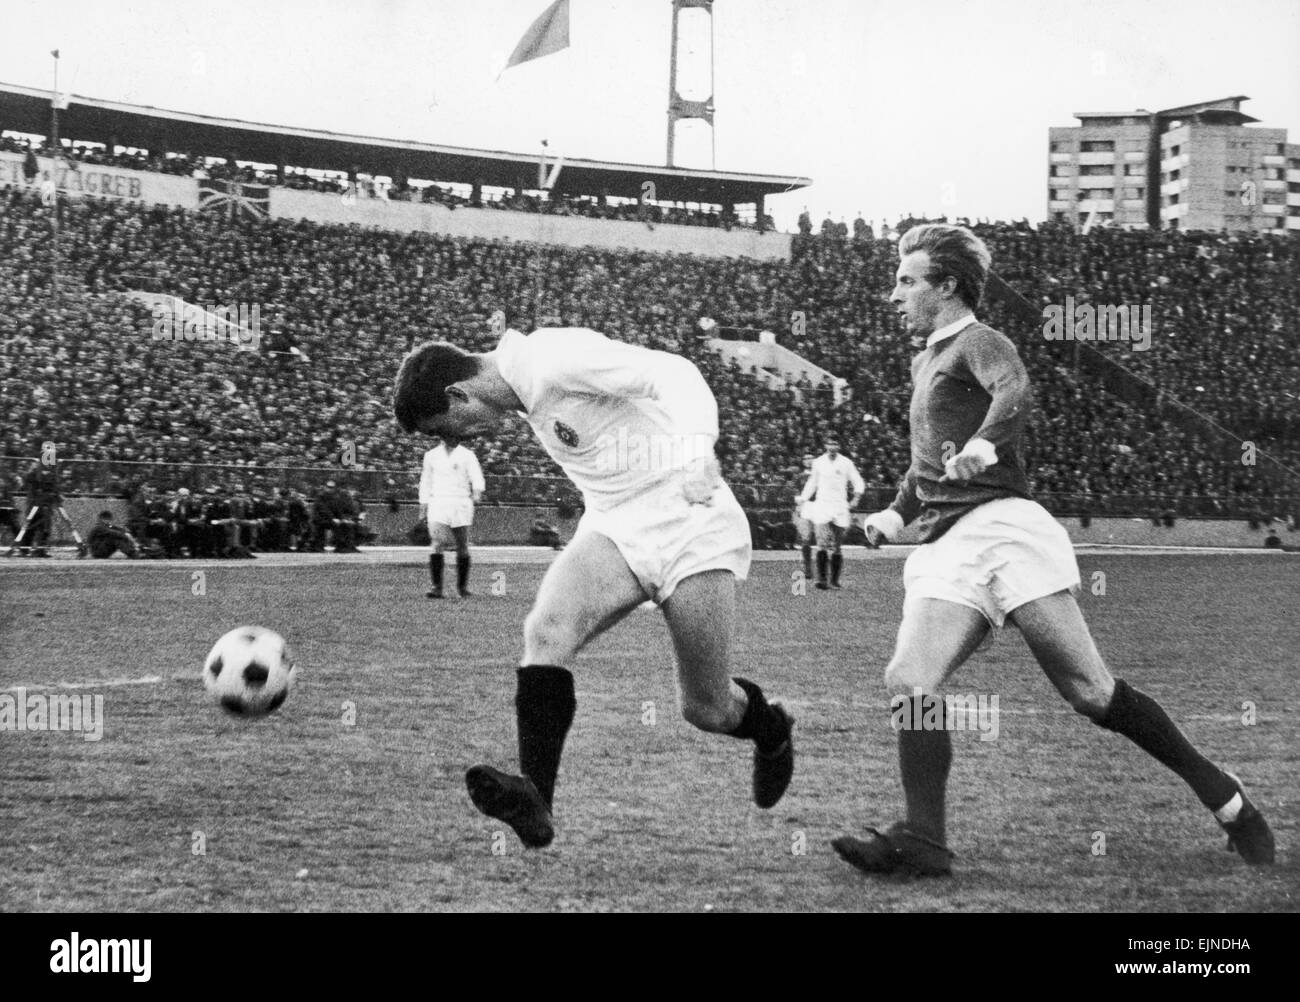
0 676 162 692
0 544 1286 573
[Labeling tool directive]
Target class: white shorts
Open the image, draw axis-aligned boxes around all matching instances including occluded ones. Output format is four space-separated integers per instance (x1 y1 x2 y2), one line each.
811 501 852 529
427 499 474 531
578 482 751 605
903 497 1080 628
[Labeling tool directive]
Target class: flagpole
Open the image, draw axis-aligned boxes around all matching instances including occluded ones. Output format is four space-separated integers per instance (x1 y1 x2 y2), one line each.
49 48 61 309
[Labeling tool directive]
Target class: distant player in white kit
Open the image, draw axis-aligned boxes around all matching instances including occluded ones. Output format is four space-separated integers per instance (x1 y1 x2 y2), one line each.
418 434 484 598
393 327 795 848
798 438 865 590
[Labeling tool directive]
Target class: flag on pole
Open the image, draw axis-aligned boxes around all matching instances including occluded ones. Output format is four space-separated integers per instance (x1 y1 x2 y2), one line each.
504 0 569 72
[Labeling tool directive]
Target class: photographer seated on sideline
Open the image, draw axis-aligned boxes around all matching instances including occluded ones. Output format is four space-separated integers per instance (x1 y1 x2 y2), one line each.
87 511 141 559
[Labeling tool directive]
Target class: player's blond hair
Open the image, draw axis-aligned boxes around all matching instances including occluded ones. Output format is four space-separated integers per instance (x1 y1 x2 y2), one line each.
898 223 992 310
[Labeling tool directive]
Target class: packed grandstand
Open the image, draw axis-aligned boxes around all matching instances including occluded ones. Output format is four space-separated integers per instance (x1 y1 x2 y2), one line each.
2 127 1298 537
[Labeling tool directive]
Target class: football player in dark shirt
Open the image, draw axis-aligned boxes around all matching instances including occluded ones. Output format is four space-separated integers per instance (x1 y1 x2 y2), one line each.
834 224 1273 876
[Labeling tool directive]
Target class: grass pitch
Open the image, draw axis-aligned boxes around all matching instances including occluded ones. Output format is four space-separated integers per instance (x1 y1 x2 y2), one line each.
1 548 1296 912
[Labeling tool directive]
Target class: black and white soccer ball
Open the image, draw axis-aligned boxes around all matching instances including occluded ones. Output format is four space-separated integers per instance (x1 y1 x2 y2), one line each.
203 626 296 717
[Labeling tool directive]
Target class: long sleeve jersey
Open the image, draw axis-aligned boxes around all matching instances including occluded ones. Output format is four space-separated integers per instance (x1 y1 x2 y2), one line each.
888 321 1033 542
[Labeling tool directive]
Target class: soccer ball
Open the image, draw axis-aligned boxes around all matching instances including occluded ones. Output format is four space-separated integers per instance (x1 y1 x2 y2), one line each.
203 626 296 717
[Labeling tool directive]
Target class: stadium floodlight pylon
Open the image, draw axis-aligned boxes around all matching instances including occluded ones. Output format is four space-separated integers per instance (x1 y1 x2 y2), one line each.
665 0 716 169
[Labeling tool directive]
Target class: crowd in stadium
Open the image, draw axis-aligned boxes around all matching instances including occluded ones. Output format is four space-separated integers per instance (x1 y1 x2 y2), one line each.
1 170 1297 526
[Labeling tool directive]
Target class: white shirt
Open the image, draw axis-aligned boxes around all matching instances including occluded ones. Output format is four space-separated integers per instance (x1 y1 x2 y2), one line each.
495 328 719 512
799 453 865 508
419 443 484 504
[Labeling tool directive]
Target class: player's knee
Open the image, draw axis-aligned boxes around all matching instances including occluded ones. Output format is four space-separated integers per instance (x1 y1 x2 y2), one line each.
523 607 581 662
1064 679 1114 720
883 658 933 695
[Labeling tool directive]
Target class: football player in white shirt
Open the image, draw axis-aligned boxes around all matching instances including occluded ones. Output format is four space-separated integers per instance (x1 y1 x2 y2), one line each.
394 327 795 848
418 434 485 598
797 438 865 590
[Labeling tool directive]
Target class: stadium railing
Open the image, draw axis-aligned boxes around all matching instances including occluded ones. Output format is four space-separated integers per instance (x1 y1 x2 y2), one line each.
2 457 1293 523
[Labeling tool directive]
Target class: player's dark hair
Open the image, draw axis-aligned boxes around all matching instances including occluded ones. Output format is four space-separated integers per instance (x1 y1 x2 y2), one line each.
99 510 112 520
393 341 482 433
899 223 992 310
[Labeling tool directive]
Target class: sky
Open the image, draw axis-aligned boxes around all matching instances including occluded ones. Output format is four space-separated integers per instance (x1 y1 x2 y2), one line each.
2 0 1298 231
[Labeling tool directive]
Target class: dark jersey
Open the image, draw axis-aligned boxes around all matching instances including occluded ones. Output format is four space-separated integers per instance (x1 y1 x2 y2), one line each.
87 522 130 557
25 466 62 506
888 321 1033 543
147 499 173 521
204 495 231 521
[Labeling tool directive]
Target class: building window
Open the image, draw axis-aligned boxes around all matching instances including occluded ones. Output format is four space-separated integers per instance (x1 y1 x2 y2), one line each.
1050 165 1071 176
1125 163 1144 175
1170 145 1180 157
1080 140 1115 152
1050 140 1070 153
1170 168 1181 181
1080 164 1113 176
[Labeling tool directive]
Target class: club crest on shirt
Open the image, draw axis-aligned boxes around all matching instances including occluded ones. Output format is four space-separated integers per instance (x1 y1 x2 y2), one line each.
553 420 579 447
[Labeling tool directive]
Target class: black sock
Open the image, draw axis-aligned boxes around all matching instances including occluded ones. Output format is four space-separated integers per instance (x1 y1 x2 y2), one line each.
457 552 470 590
516 665 576 809
898 695 951 842
430 553 443 590
1095 678 1236 809
801 544 812 579
729 677 787 751
816 549 828 583
830 552 843 585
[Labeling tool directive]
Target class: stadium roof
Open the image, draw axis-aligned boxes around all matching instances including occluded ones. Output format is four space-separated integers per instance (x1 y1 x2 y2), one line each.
0 81 810 206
